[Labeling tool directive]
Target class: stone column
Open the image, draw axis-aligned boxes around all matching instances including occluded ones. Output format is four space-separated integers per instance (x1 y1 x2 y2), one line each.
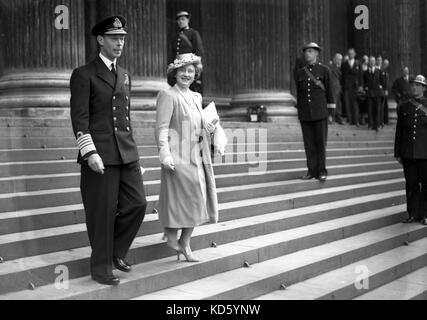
199 0 234 108
289 0 331 95
228 0 296 122
95 0 169 110
0 0 86 115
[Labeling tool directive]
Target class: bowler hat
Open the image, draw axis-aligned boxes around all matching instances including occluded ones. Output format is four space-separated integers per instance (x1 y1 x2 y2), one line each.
91 15 127 36
302 42 321 52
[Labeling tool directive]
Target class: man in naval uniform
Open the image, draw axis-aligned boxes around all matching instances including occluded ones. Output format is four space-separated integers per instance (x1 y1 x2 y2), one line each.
294 42 335 182
394 75 427 225
169 11 205 92
70 15 147 286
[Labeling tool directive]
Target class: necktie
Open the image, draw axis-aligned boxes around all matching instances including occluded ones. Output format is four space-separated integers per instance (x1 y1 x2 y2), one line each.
111 63 117 77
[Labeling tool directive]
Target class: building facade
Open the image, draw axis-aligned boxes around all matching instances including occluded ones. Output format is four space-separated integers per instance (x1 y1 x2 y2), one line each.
0 0 426 122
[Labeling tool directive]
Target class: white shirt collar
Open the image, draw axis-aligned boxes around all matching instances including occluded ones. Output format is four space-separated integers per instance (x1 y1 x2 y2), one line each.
99 52 117 71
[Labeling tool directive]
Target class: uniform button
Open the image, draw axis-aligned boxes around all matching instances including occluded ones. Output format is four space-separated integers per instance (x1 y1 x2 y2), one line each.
126 106 129 110
114 127 118 132
113 117 117 121
308 100 311 103
126 127 130 131
308 95 311 98
113 107 117 111
126 96 129 100
308 78 310 81
113 96 116 100
126 116 129 121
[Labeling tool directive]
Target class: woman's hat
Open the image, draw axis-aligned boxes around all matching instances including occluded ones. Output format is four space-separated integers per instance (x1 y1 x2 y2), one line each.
91 15 127 36
302 42 321 52
167 53 202 74
411 75 427 86
176 11 191 20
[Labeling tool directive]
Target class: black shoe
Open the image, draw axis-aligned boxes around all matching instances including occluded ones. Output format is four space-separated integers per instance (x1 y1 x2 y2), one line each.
402 217 416 223
318 174 327 182
420 218 427 226
301 173 316 180
92 274 120 286
113 257 132 272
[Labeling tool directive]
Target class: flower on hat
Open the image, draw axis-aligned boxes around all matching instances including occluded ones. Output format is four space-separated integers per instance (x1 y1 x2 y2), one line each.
167 53 202 74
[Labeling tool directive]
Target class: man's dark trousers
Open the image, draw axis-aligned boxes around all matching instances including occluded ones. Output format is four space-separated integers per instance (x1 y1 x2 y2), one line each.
367 97 382 130
301 119 328 177
402 159 427 220
80 161 147 277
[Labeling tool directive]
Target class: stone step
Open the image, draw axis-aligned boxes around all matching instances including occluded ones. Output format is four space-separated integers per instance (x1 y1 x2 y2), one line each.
0 147 395 177
0 174 405 237
255 241 427 300
0 132 396 149
133 228 427 301
0 163 403 214
354 266 427 300
0 174 404 260
0 140 394 162
1 204 421 299
0 155 400 194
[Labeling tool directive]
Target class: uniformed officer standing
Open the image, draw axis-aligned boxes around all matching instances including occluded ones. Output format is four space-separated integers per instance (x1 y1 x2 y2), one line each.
70 15 147 285
169 11 205 92
394 75 427 225
295 42 335 182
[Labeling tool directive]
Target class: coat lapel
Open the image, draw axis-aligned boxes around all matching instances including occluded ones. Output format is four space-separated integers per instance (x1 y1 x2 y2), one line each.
95 57 116 89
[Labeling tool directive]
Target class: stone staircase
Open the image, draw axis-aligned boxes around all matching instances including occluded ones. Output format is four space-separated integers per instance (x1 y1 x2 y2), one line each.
0 116 426 300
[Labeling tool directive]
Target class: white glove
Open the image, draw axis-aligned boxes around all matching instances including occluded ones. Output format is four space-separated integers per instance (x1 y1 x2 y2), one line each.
162 156 175 171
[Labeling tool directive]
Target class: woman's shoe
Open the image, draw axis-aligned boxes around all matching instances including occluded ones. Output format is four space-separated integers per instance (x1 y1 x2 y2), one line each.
420 218 427 226
177 244 200 262
162 232 180 251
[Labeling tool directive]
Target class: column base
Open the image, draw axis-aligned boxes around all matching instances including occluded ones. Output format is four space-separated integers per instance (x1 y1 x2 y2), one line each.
223 91 297 123
0 71 72 109
130 78 170 110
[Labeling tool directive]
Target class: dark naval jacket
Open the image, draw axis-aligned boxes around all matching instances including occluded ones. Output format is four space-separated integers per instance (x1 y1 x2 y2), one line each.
295 61 335 121
70 56 139 165
394 97 427 159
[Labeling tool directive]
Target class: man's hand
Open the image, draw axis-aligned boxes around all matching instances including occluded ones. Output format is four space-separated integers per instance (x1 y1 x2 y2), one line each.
396 157 402 164
88 154 105 174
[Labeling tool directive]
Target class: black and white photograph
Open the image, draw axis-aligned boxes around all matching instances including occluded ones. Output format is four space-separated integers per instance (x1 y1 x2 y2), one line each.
0 0 426 310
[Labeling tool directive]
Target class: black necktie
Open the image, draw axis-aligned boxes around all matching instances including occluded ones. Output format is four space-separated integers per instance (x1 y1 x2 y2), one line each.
111 63 117 77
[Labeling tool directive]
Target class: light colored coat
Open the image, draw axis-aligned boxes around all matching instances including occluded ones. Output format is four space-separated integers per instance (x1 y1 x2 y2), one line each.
155 85 220 227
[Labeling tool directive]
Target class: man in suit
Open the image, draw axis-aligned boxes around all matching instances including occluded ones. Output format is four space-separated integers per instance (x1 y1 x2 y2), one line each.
362 56 386 132
341 48 361 126
170 11 205 92
329 53 344 124
70 15 147 286
392 67 411 105
394 75 427 225
294 42 335 182
380 59 390 126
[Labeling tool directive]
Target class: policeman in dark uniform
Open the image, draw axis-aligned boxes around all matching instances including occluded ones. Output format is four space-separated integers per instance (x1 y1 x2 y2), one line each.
169 11 205 92
70 15 147 285
395 75 427 225
294 42 335 182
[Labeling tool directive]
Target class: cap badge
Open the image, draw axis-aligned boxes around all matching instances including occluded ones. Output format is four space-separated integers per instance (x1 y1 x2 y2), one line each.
113 18 122 28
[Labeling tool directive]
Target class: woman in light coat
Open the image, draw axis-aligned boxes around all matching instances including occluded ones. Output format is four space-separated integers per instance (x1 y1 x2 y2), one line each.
155 53 225 262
